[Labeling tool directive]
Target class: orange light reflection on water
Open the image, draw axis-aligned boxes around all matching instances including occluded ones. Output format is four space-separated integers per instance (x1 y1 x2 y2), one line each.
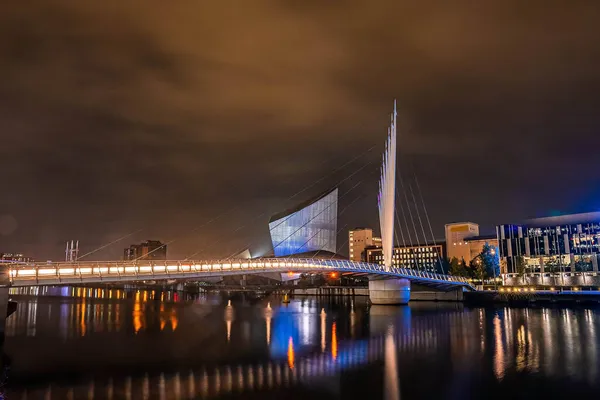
79 300 86 337
287 337 295 369
332 322 338 361
171 311 178 332
133 302 143 333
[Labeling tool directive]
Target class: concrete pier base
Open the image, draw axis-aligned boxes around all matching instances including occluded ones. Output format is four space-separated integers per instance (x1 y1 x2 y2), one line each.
369 279 410 305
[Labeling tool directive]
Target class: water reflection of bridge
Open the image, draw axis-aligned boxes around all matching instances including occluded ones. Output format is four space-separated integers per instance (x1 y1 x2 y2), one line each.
3 292 475 399
4 293 600 398
8 325 443 400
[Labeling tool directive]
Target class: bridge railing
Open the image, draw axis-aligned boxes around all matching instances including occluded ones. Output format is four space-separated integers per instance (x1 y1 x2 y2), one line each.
5 258 472 287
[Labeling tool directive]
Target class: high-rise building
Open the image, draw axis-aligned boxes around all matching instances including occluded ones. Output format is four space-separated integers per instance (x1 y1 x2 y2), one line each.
445 222 479 262
268 188 338 257
123 240 167 261
366 242 445 272
349 228 382 261
497 211 600 274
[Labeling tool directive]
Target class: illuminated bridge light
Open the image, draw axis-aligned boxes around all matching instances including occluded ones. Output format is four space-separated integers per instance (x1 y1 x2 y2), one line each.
8 258 473 291
59 268 75 275
39 269 56 275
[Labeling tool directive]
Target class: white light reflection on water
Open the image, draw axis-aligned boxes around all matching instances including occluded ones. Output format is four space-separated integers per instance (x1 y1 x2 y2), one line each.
493 314 505 380
384 327 400 400
4 296 600 399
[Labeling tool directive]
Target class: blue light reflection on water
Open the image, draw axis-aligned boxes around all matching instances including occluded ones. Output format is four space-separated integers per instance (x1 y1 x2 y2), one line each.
270 305 303 358
269 299 321 358
3 291 600 399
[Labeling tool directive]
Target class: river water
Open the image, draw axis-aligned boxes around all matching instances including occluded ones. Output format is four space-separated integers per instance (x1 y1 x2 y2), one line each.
1 287 600 399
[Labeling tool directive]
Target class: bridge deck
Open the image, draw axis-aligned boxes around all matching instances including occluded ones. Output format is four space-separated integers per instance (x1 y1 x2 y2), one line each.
4 258 473 290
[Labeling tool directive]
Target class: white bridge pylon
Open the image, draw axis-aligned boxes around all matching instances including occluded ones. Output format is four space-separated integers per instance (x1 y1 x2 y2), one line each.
378 100 397 272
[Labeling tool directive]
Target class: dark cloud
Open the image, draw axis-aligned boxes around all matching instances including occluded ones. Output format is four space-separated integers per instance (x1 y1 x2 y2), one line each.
1 0 600 259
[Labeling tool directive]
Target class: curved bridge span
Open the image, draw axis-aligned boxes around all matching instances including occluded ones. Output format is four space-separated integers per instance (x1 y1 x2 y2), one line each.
7 258 473 290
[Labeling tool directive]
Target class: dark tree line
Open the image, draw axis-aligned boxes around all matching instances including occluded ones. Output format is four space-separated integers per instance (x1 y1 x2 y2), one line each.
448 242 500 280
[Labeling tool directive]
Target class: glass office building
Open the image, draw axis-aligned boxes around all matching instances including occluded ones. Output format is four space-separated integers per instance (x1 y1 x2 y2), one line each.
269 188 338 257
497 211 600 274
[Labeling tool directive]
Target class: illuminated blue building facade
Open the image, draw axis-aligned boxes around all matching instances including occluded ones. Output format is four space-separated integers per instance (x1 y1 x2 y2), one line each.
498 211 600 274
269 188 338 257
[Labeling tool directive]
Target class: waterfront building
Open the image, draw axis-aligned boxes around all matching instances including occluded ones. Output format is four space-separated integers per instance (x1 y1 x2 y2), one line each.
123 240 167 261
497 211 600 274
366 242 445 272
464 235 500 263
268 188 338 257
445 222 480 262
348 228 382 261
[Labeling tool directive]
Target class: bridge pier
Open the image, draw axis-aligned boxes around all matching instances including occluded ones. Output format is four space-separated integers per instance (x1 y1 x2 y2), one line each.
368 278 410 305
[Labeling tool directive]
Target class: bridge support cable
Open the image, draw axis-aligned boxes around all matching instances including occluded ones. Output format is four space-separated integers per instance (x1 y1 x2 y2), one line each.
408 181 429 252
411 163 445 274
312 196 365 261
76 229 143 261
301 167 376 260
398 173 421 259
185 143 375 260
186 155 375 260
136 206 240 263
396 187 414 247
293 185 365 256
393 197 407 266
397 171 425 271
306 188 372 260
302 221 349 261
223 158 376 261
311 194 368 259
184 158 338 260
288 145 376 202
396 185 421 271
271 181 363 256
268 156 374 236
407 179 440 272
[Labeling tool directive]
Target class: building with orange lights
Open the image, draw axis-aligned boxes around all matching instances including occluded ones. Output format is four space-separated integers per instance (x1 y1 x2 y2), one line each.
348 227 382 261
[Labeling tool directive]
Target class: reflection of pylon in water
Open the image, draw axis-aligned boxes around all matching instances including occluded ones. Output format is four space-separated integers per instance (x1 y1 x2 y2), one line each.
224 300 234 342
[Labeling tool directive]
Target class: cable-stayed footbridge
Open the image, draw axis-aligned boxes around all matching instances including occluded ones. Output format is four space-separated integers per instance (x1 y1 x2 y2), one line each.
6 258 472 290
0 100 474 320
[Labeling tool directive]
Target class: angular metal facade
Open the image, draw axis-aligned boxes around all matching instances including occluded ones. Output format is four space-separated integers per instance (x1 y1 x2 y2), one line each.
269 188 338 257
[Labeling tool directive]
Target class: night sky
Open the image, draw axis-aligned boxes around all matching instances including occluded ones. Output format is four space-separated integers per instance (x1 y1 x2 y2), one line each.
1 1 600 260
